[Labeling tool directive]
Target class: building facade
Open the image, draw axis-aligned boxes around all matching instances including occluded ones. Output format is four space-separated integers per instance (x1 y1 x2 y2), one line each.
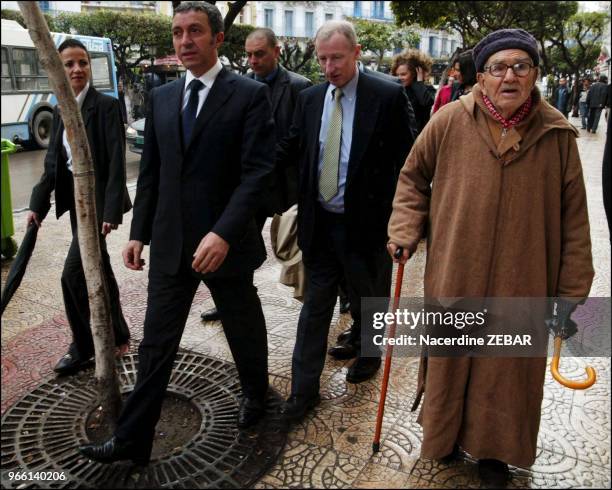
244 1 344 40
1 1 81 16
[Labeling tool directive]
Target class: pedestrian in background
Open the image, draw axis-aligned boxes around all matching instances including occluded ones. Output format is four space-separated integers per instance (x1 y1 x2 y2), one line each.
578 78 591 130
449 49 476 102
391 49 436 134
432 49 476 113
432 65 457 113
387 28 593 487
27 38 132 376
117 77 128 125
553 77 571 118
587 74 609 133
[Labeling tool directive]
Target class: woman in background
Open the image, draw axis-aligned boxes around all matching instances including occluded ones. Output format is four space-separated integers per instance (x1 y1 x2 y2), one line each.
391 49 436 134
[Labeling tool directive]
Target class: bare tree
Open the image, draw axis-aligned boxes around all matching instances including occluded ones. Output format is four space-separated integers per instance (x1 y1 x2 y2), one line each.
18 2 122 425
279 39 316 73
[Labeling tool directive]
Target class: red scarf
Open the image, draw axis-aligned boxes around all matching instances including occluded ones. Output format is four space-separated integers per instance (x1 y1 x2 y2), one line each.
482 94 533 129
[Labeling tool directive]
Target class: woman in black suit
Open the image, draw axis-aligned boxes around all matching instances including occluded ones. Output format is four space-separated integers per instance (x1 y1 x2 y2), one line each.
27 39 132 375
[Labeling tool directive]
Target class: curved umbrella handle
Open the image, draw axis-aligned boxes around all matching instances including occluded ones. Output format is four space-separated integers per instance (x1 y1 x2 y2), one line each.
551 336 596 390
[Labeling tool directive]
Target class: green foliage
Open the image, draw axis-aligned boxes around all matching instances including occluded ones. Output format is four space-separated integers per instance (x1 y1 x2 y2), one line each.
1 8 25 26
350 18 420 65
279 38 319 81
53 10 173 81
219 23 255 74
390 1 607 77
546 11 607 78
1 8 56 31
391 1 578 48
297 59 323 84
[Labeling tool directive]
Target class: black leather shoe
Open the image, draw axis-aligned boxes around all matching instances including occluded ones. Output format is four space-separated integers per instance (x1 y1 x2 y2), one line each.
328 341 359 360
54 351 93 376
346 357 381 383
200 307 221 322
478 459 509 488
79 435 151 465
279 394 321 422
238 397 265 429
336 326 353 344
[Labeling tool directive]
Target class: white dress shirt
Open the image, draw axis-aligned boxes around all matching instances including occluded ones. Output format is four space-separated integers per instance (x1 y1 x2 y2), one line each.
63 82 90 173
182 59 223 117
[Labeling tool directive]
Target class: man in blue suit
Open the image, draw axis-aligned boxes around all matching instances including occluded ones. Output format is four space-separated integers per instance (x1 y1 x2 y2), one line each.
79 1 275 464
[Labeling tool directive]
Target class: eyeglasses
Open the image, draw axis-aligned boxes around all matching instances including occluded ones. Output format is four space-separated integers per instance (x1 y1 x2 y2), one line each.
484 62 534 78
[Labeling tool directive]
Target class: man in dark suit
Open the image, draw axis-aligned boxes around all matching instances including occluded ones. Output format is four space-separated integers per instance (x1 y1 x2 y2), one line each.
277 21 415 421
28 38 132 375
200 27 311 323
328 59 419 358
79 2 275 465
587 75 609 133
553 77 571 118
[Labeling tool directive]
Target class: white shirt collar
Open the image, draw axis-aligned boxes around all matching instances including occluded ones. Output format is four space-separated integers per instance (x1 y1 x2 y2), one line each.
184 59 223 90
75 82 90 109
328 66 359 101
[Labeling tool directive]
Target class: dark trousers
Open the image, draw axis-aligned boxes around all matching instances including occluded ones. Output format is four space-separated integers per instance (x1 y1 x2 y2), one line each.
62 210 130 359
115 255 268 447
290 206 392 398
579 101 589 129
588 107 603 132
203 213 266 317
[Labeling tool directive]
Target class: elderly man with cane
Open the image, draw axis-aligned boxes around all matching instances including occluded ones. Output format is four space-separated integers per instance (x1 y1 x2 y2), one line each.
387 29 593 487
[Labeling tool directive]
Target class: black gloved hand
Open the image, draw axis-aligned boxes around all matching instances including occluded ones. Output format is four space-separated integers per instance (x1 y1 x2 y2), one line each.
545 298 579 340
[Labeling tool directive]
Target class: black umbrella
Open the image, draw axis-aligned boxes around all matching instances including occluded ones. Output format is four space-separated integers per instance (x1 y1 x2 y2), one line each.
1 223 39 315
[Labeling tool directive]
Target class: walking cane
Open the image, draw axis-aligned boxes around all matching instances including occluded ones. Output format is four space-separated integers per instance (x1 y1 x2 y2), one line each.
551 336 596 389
547 300 597 390
372 247 405 453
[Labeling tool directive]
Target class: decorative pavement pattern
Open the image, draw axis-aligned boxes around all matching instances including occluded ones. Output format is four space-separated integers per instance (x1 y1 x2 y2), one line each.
1 118 610 488
1 353 287 489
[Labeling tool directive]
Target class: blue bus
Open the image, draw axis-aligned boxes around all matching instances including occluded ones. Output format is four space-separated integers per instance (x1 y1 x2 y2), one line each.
1 19 118 148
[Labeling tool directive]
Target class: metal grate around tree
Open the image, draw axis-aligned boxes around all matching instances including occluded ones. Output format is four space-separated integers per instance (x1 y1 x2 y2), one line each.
1 351 287 489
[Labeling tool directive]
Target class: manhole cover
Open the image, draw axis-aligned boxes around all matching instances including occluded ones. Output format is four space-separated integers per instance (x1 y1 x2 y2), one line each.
1 351 287 488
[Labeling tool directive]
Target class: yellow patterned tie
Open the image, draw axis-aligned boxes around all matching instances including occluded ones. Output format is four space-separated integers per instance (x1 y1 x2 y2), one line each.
319 87 343 201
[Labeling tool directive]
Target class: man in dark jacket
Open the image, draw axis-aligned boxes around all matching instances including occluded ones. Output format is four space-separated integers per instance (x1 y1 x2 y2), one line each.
553 77 571 118
79 2 275 465
587 75 609 133
277 20 414 422
200 27 312 323
246 28 312 217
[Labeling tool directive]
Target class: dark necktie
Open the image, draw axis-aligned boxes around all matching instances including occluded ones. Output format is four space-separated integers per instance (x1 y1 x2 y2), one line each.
182 79 204 148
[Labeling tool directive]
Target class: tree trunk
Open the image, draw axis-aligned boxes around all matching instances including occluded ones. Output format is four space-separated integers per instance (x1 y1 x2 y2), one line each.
18 2 122 426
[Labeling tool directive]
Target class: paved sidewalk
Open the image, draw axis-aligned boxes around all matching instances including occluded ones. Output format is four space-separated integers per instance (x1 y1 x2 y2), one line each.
2 114 610 488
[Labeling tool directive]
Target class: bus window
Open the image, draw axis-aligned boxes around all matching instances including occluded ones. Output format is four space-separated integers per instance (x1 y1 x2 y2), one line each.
13 48 49 91
1 47 13 91
91 53 112 90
